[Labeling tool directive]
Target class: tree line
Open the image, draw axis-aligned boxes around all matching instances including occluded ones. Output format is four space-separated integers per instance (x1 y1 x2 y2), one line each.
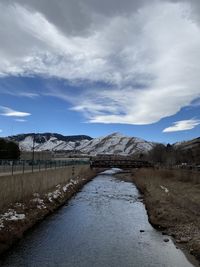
138 144 200 166
0 139 20 160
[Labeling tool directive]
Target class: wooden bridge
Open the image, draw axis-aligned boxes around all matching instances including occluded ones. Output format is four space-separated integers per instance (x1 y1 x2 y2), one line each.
90 159 153 169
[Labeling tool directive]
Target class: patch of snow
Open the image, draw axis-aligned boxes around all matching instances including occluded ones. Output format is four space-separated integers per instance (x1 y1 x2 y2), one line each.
63 184 71 192
47 187 62 202
101 168 123 175
52 141 76 151
31 198 46 209
62 178 79 192
0 220 4 230
1 209 25 221
71 179 78 185
160 185 169 193
19 136 34 151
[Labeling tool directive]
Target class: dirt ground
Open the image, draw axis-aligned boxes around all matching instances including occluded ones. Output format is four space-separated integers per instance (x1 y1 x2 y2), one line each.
0 170 97 256
118 168 200 263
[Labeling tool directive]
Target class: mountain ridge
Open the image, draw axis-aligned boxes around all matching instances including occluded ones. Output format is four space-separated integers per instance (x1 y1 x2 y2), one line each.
8 132 156 156
174 137 200 150
7 132 200 156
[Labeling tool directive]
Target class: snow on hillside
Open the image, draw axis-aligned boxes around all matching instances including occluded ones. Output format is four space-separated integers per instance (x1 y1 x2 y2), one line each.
13 132 156 156
19 136 36 151
78 133 155 155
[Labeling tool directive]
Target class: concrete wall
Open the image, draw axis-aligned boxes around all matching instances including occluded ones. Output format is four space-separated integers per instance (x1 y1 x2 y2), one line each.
0 165 90 210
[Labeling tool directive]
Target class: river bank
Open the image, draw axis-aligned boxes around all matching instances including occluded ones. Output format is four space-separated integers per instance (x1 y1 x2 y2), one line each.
117 168 200 264
0 169 97 255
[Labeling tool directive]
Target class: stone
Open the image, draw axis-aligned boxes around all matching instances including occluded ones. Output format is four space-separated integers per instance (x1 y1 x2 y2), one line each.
164 238 170 242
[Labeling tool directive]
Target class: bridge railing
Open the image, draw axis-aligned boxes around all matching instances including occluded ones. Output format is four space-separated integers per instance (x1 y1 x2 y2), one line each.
90 159 153 168
0 159 90 176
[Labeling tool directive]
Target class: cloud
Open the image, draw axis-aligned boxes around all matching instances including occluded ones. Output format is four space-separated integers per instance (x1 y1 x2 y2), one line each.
0 106 31 117
190 97 200 107
163 119 200 132
0 0 147 36
0 1 200 124
18 92 39 98
0 80 40 98
0 129 2 133
4 91 39 98
15 119 27 122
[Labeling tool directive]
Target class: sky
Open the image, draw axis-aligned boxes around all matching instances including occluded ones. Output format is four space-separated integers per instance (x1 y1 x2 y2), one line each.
0 0 200 144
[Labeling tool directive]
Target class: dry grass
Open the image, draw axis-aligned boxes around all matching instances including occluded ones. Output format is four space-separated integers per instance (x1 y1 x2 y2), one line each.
0 165 90 211
131 168 200 220
134 168 200 186
130 168 200 261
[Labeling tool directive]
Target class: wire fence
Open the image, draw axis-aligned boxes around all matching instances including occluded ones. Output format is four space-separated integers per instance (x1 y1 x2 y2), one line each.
0 159 90 176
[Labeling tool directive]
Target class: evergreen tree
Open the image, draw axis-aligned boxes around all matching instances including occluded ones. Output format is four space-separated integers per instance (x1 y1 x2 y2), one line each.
0 139 20 159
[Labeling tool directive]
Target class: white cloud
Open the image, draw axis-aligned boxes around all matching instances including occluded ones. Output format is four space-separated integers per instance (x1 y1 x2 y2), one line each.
5 91 39 98
18 92 39 98
0 129 2 133
0 1 200 124
0 106 31 117
15 119 27 122
163 119 200 132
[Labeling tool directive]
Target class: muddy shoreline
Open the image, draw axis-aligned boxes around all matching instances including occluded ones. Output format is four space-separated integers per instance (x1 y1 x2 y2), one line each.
0 170 97 256
116 169 200 265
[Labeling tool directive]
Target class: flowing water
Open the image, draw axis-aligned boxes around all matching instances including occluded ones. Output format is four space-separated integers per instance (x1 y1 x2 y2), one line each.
0 172 196 267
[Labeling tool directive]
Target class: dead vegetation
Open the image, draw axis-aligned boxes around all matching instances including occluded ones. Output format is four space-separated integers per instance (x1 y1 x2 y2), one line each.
130 168 200 262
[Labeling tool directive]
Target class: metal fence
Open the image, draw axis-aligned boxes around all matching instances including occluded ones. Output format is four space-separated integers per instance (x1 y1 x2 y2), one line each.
0 159 90 176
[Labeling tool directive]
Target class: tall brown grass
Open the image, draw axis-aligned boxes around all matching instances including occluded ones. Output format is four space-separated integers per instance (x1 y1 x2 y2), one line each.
133 168 200 185
131 168 200 219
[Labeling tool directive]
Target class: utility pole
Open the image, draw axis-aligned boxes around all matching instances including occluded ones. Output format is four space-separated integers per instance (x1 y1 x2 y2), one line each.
32 134 35 172
32 134 35 161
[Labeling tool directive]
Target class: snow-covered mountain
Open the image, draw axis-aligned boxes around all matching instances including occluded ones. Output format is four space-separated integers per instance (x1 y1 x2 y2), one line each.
76 133 155 155
9 132 156 156
9 133 92 152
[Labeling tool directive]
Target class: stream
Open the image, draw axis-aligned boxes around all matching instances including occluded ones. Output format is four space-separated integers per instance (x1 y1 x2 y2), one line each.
0 170 195 267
